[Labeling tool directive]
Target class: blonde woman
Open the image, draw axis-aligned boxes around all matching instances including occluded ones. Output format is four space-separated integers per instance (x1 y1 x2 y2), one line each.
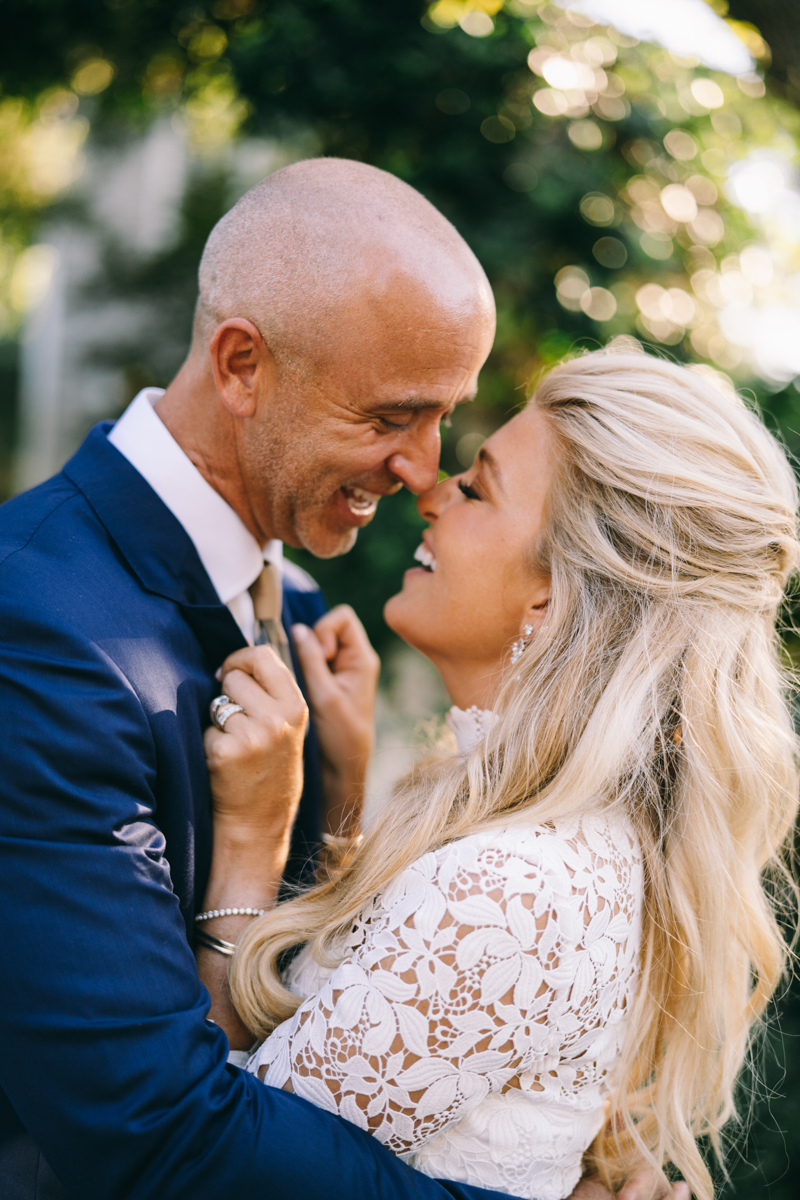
196 350 799 1200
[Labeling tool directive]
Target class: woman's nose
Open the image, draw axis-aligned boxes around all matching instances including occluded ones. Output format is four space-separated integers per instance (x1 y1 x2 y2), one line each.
416 475 458 523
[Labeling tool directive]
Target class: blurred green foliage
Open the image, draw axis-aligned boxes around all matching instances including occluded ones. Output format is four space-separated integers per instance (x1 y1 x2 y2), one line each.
6 1 800 639
3 3 800 1191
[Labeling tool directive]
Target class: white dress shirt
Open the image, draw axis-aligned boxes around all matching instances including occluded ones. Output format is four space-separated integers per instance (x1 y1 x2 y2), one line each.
108 387 281 644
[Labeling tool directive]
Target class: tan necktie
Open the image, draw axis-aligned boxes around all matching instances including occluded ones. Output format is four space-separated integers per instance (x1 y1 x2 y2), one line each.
250 563 295 676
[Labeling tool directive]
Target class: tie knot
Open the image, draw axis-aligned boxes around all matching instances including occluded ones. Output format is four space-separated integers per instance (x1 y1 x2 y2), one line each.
250 562 283 622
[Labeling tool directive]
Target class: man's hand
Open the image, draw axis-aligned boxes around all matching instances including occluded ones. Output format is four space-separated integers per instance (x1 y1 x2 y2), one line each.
568 1171 690 1200
617 1172 690 1200
292 605 380 837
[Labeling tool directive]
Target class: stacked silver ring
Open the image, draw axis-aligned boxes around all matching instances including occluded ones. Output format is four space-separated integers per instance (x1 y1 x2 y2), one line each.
210 693 246 731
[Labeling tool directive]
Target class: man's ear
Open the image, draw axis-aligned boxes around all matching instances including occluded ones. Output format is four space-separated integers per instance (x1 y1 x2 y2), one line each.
209 318 275 418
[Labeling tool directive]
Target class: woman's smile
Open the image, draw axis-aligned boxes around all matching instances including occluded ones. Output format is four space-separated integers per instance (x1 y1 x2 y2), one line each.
384 408 555 709
412 541 436 572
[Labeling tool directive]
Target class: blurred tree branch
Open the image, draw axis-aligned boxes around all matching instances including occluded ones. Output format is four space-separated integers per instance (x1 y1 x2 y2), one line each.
727 0 800 95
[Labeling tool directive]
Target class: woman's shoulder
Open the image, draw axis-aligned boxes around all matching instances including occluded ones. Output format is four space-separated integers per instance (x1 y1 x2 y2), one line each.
290 810 643 996
379 809 642 926
422 809 639 877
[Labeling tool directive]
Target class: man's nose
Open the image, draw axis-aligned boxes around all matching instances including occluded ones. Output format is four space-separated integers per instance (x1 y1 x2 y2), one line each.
385 426 441 495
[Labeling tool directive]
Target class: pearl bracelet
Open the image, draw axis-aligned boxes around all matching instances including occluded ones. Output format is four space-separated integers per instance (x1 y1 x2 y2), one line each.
194 907 267 922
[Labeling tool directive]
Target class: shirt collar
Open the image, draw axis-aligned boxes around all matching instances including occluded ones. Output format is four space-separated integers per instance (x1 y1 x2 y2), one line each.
446 706 495 754
108 387 281 604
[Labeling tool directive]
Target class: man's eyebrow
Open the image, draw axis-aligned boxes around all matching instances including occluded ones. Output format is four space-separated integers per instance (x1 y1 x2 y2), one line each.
371 392 477 413
476 445 504 492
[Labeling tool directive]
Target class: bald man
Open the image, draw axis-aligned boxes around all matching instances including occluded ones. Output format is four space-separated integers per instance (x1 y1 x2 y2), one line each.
0 160 679 1200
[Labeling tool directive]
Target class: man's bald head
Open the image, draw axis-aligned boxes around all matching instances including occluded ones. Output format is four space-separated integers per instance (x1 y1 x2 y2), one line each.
193 157 493 370
159 157 495 558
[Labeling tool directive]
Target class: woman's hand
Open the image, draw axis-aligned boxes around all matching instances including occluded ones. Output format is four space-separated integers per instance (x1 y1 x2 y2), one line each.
198 645 308 1049
203 644 308 902
292 606 380 838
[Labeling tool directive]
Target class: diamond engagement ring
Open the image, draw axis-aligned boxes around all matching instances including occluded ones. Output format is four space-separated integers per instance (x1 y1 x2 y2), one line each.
210 694 246 731
210 694 231 720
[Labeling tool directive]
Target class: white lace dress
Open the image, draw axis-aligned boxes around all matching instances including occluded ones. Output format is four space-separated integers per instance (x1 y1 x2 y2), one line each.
247 708 643 1200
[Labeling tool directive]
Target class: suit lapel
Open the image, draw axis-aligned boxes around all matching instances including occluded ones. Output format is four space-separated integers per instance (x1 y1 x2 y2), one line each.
179 603 246 669
63 423 247 668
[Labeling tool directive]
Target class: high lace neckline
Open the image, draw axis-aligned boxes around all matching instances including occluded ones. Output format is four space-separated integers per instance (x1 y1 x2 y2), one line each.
446 705 495 754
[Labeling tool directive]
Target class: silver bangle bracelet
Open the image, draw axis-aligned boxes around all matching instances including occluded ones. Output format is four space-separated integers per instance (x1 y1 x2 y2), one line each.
195 907 267 922
194 928 236 957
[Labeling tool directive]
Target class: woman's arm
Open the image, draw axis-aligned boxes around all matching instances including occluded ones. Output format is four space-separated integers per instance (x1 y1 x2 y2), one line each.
247 824 644 1161
196 608 379 1048
197 645 308 1049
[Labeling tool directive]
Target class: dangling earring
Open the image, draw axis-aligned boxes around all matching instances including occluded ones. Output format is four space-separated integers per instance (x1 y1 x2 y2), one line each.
510 624 534 664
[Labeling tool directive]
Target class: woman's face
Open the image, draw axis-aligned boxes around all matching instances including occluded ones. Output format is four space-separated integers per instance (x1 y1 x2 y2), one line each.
384 405 557 708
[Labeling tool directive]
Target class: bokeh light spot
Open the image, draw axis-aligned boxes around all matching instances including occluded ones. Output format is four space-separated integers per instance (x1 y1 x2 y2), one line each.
480 115 515 143
580 192 616 225
690 77 725 109
640 231 674 259
456 431 486 467
663 129 697 161
503 162 538 192
459 10 494 37
568 119 603 150
660 184 698 223
71 59 115 96
593 236 627 268
436 88 470 115
581 286 617 320
555 265 591 310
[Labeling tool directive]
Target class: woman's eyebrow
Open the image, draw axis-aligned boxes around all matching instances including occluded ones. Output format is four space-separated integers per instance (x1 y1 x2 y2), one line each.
476 446 504 493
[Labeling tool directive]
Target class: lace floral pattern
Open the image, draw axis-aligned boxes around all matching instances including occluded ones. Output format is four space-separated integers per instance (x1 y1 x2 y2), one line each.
445 705 495 754
248 815 642 1200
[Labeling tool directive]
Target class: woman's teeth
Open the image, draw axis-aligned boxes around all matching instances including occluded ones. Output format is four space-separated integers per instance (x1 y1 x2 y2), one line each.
342 486 381 516
414 544 436 572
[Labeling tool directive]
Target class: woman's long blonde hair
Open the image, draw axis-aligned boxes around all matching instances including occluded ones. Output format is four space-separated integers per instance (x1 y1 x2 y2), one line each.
232 349 800 1199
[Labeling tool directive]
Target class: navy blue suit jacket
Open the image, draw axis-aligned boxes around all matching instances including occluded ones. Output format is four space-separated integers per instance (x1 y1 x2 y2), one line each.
0 425 515 1200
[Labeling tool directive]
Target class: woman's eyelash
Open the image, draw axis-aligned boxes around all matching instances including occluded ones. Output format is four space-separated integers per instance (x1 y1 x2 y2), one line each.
458 479 480 500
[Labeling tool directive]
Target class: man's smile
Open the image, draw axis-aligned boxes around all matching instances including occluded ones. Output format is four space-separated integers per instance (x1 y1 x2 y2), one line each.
341 485 382 518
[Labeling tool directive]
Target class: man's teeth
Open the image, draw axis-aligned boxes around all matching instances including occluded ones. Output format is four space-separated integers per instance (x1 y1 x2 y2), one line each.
343 486 381 515
414 544 436 572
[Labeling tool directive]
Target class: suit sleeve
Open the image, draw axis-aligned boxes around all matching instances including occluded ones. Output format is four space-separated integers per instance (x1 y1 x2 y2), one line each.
0 611 514 1200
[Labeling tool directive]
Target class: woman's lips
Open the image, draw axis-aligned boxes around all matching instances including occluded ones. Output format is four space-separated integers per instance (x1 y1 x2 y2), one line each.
413 543 436 572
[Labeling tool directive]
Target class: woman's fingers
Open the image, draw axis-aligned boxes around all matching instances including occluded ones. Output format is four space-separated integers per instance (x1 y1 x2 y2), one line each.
205 677 307 760
312 606 380 677
206 647 308 772
216 671 292 733
216 645 302 704
309 614 337 662
291 624 335 704
312 604 367 660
